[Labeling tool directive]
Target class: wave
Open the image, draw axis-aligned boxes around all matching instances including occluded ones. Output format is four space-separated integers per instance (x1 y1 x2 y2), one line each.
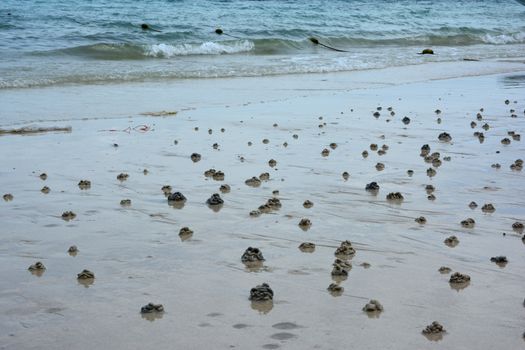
42 41 255 60
324 31 525 47
482 32 525 44
4 42 525 90
145 41 254 57
35 30 525 61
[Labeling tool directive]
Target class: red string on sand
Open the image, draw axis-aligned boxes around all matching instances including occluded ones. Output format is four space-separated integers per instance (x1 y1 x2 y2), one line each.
134 125 151 132
98 125 152 133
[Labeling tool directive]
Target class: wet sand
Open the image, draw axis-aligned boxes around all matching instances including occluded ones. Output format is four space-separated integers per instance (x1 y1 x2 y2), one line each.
0 62 524 349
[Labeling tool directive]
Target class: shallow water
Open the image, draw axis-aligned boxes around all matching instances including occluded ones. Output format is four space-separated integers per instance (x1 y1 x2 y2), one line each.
1 0 524 88
0 68 524 349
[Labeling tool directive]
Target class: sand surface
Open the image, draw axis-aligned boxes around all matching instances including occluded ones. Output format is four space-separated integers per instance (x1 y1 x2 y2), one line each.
1 62 524 349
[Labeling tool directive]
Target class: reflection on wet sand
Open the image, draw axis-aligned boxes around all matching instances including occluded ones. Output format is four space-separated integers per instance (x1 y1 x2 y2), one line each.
0 70 524 349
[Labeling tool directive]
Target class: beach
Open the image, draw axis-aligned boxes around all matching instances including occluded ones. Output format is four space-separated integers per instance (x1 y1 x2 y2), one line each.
1 58 524 349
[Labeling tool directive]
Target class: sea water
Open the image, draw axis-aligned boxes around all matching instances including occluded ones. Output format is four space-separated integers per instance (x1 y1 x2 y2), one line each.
0 0 524 88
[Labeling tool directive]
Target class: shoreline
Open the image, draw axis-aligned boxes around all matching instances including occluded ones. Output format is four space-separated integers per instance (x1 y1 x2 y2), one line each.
1 59 525 127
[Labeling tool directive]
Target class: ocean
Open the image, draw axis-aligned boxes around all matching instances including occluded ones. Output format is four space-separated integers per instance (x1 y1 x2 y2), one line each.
1 0 524 89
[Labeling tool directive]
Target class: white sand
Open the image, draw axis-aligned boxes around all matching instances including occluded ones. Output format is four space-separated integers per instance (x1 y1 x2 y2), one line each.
0 60 524 349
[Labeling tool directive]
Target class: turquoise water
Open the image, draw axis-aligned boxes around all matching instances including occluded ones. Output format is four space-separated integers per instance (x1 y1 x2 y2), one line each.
1 0 524 88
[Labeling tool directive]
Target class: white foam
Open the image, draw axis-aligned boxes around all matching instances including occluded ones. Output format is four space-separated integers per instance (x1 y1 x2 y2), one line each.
482 32 525 44
145 41 254 57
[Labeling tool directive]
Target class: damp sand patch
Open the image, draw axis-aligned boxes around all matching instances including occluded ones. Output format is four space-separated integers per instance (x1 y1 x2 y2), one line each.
0 125 72 136
140 110 178 117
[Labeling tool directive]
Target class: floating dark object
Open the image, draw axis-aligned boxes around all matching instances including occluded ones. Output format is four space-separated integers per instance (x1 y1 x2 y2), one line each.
309 37 349 52
419 48 434 55
214 27 242 39
308 37 319 44
141 23 161 32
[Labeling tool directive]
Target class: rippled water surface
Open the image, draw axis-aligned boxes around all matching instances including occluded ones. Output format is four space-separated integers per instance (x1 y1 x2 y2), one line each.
0 0 524 87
